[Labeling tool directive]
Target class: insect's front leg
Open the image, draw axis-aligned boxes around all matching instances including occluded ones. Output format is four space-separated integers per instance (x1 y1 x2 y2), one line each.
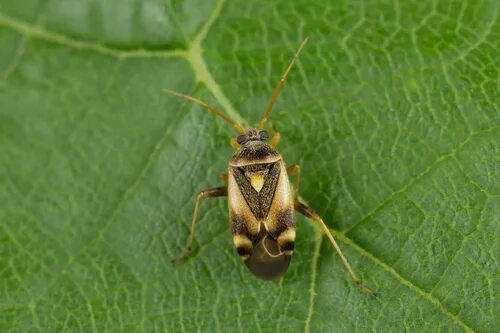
230 137 239 150
172 186 227 262
268 120 281 148
294 201 375 296
269 132 281 148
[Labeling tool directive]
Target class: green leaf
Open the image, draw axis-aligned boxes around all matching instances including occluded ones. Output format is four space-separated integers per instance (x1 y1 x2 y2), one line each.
0 0 498 332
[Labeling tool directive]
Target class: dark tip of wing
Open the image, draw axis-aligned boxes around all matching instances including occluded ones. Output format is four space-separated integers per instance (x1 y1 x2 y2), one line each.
280 241 295 252
244 234 291 280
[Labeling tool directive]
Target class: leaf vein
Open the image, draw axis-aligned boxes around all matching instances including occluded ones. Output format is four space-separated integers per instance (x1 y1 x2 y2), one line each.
304 226 322 333
333 231 478 332
344 124 500 234
0 12 186 59
19 87 197 307
0 35 28 86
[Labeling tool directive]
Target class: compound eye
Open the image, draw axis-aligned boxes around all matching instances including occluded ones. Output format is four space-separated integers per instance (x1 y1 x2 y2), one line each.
236 134 247 144
260 131 269 140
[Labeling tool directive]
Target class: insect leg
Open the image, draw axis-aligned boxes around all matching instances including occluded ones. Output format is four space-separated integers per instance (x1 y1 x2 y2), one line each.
295 201 375 295
269 133 281 148
220 173 228 183
230 137 239 150
268 120 281 148
172 187 228 262
286 164 301 200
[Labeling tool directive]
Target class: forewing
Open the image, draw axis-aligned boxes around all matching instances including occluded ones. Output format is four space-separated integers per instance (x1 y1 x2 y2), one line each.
244 231 292 280
228 160 295 280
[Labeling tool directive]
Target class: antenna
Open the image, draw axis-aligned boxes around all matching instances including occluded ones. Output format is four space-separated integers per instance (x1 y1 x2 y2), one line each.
163 89 245 134
258 37 309 130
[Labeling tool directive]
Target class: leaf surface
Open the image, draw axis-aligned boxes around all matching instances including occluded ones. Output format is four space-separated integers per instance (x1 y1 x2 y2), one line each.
0 0 498 332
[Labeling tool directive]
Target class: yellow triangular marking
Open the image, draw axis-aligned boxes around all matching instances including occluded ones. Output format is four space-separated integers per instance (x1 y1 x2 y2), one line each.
250 175 264 192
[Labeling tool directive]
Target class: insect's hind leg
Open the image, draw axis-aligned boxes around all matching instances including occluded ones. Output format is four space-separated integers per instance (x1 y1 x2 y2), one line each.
295 201 375 296
172 187 227 262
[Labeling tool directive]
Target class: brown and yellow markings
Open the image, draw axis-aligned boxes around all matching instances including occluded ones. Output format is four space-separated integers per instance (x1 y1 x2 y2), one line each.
250 174 264 192
232 162 281 220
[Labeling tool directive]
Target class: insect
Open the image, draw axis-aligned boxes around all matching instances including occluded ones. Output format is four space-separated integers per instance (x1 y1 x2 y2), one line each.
165 37 374 294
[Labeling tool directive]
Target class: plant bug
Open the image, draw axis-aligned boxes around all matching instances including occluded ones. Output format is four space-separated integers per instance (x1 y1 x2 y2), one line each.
164 37 374 295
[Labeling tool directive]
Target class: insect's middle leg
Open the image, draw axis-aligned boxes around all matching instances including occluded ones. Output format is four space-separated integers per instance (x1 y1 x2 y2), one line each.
172 186 227 262
220 173 228 183
294 201 375 296
286 164 301 200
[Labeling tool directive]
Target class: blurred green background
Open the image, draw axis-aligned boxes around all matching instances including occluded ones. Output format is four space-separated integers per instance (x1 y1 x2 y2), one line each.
0 0 498 332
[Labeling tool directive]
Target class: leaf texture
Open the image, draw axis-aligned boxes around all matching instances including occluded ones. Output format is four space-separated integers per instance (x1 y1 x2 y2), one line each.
0 0 498 332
